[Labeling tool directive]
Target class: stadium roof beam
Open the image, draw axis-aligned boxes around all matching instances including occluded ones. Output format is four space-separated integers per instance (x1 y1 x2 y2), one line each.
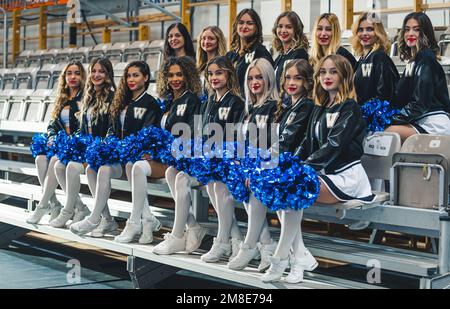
79 0 131 27
141 0 181 22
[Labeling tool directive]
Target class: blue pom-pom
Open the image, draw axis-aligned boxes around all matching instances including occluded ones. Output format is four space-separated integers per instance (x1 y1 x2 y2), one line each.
361 98 400 132
56 132 94 165
156 94 173 113
249 152 320 211
199 91 208 105
31 133 49 158
86 135 122 171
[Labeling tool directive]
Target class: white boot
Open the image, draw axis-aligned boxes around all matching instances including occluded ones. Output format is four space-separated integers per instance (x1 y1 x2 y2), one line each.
90 217 118 238
70 217 100 235
230 238 242 260
227 243 258 270
26 205 50 224
49 197 62 222
257 241 278 272
114 220 141 243
49 208 75 228
185 226 207 253
261 256 289 283
138 219 154 244
72 201 91 223
153 233 186 255
201 238 231 263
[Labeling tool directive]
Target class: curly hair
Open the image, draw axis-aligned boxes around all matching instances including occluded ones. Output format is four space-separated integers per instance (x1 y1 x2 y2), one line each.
313 54 355 106
110 61 150 119
230 8 264 57
272 11 309 54
164 23 196 60
79 57 116 126
275 59 314 121
51 61 86 121
197 26 227 73
157 56 202 99
205 56 241 99
398 12 439 61
351 12 391 57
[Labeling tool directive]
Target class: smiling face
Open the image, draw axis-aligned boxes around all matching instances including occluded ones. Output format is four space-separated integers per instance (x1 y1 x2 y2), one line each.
168 26 185 51
90 63 107 89
357 19 376 49
126 66 148 94
65 64 82 90
277 16 294 45
247 66 264 97
316 18 333 46
207 63 228 93
404 18 420 48
284 65 304 99
201 29 218 54
319 58 340 93
167 64 186 93
237 13 256 39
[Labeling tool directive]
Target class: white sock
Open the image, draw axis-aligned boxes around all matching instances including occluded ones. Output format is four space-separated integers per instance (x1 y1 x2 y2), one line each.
206 182 218 213
274 210 303 260
88 164 122 223
129 160 152 223
35 155 48 187
37 156 59 208
62 162 85 213
244 194 269 248
54 160 67 192
215 182 235 243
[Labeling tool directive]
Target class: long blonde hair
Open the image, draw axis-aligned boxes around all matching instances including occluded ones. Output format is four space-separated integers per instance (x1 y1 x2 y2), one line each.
51 61 86 120
351 12 391 57
272 11 309 54
79 58 116 125
313 54 355 106
244 58 279 115
197 26 227 73
310 13 342 69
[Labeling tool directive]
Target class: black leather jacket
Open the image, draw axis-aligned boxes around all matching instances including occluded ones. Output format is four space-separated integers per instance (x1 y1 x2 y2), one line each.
79 91 114 138
276 97 314 153
108 92 162 139
337 46 357 71
354 49 399 105
47 91 83 142
239 99 278 149
273 48 309 91
162 91 201 138
393 48 450 124
226 43 274 97
295 99 366 174
200 91 245 141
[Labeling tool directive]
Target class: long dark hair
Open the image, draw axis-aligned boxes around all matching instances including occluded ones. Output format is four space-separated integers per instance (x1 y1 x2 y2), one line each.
111 61 150 119
205 56 241 99
230 8 264 57
398 12 439 61
164 23 196 60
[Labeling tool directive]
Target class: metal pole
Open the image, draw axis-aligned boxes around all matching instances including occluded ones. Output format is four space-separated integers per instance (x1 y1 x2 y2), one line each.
439 215 450 274
0 7 7 68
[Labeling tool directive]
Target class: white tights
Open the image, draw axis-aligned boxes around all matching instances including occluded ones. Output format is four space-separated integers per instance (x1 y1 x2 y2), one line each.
35 155 59 207
128 160 156 223
243 194 273 248
274 210 306 259
54 160 84 213
85 164 123 223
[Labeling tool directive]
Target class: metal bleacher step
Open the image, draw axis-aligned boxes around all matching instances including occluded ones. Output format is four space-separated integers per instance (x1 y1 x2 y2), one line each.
0 203 370 289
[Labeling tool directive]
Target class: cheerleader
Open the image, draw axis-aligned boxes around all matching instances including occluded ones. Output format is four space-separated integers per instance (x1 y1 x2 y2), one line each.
226 8 274 97
310 13 357 70
226 58 279 271
272 11 309 91
70 61 163 238
228 59 314 271
27 61 86 224
261 54 375 282
351 12 399 105
386 12 450 142
149 56 203 254
163 23 196 61
51 58 116 233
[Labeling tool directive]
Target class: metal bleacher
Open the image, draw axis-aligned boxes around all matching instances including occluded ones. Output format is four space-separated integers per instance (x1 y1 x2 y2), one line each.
1 35 450 289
